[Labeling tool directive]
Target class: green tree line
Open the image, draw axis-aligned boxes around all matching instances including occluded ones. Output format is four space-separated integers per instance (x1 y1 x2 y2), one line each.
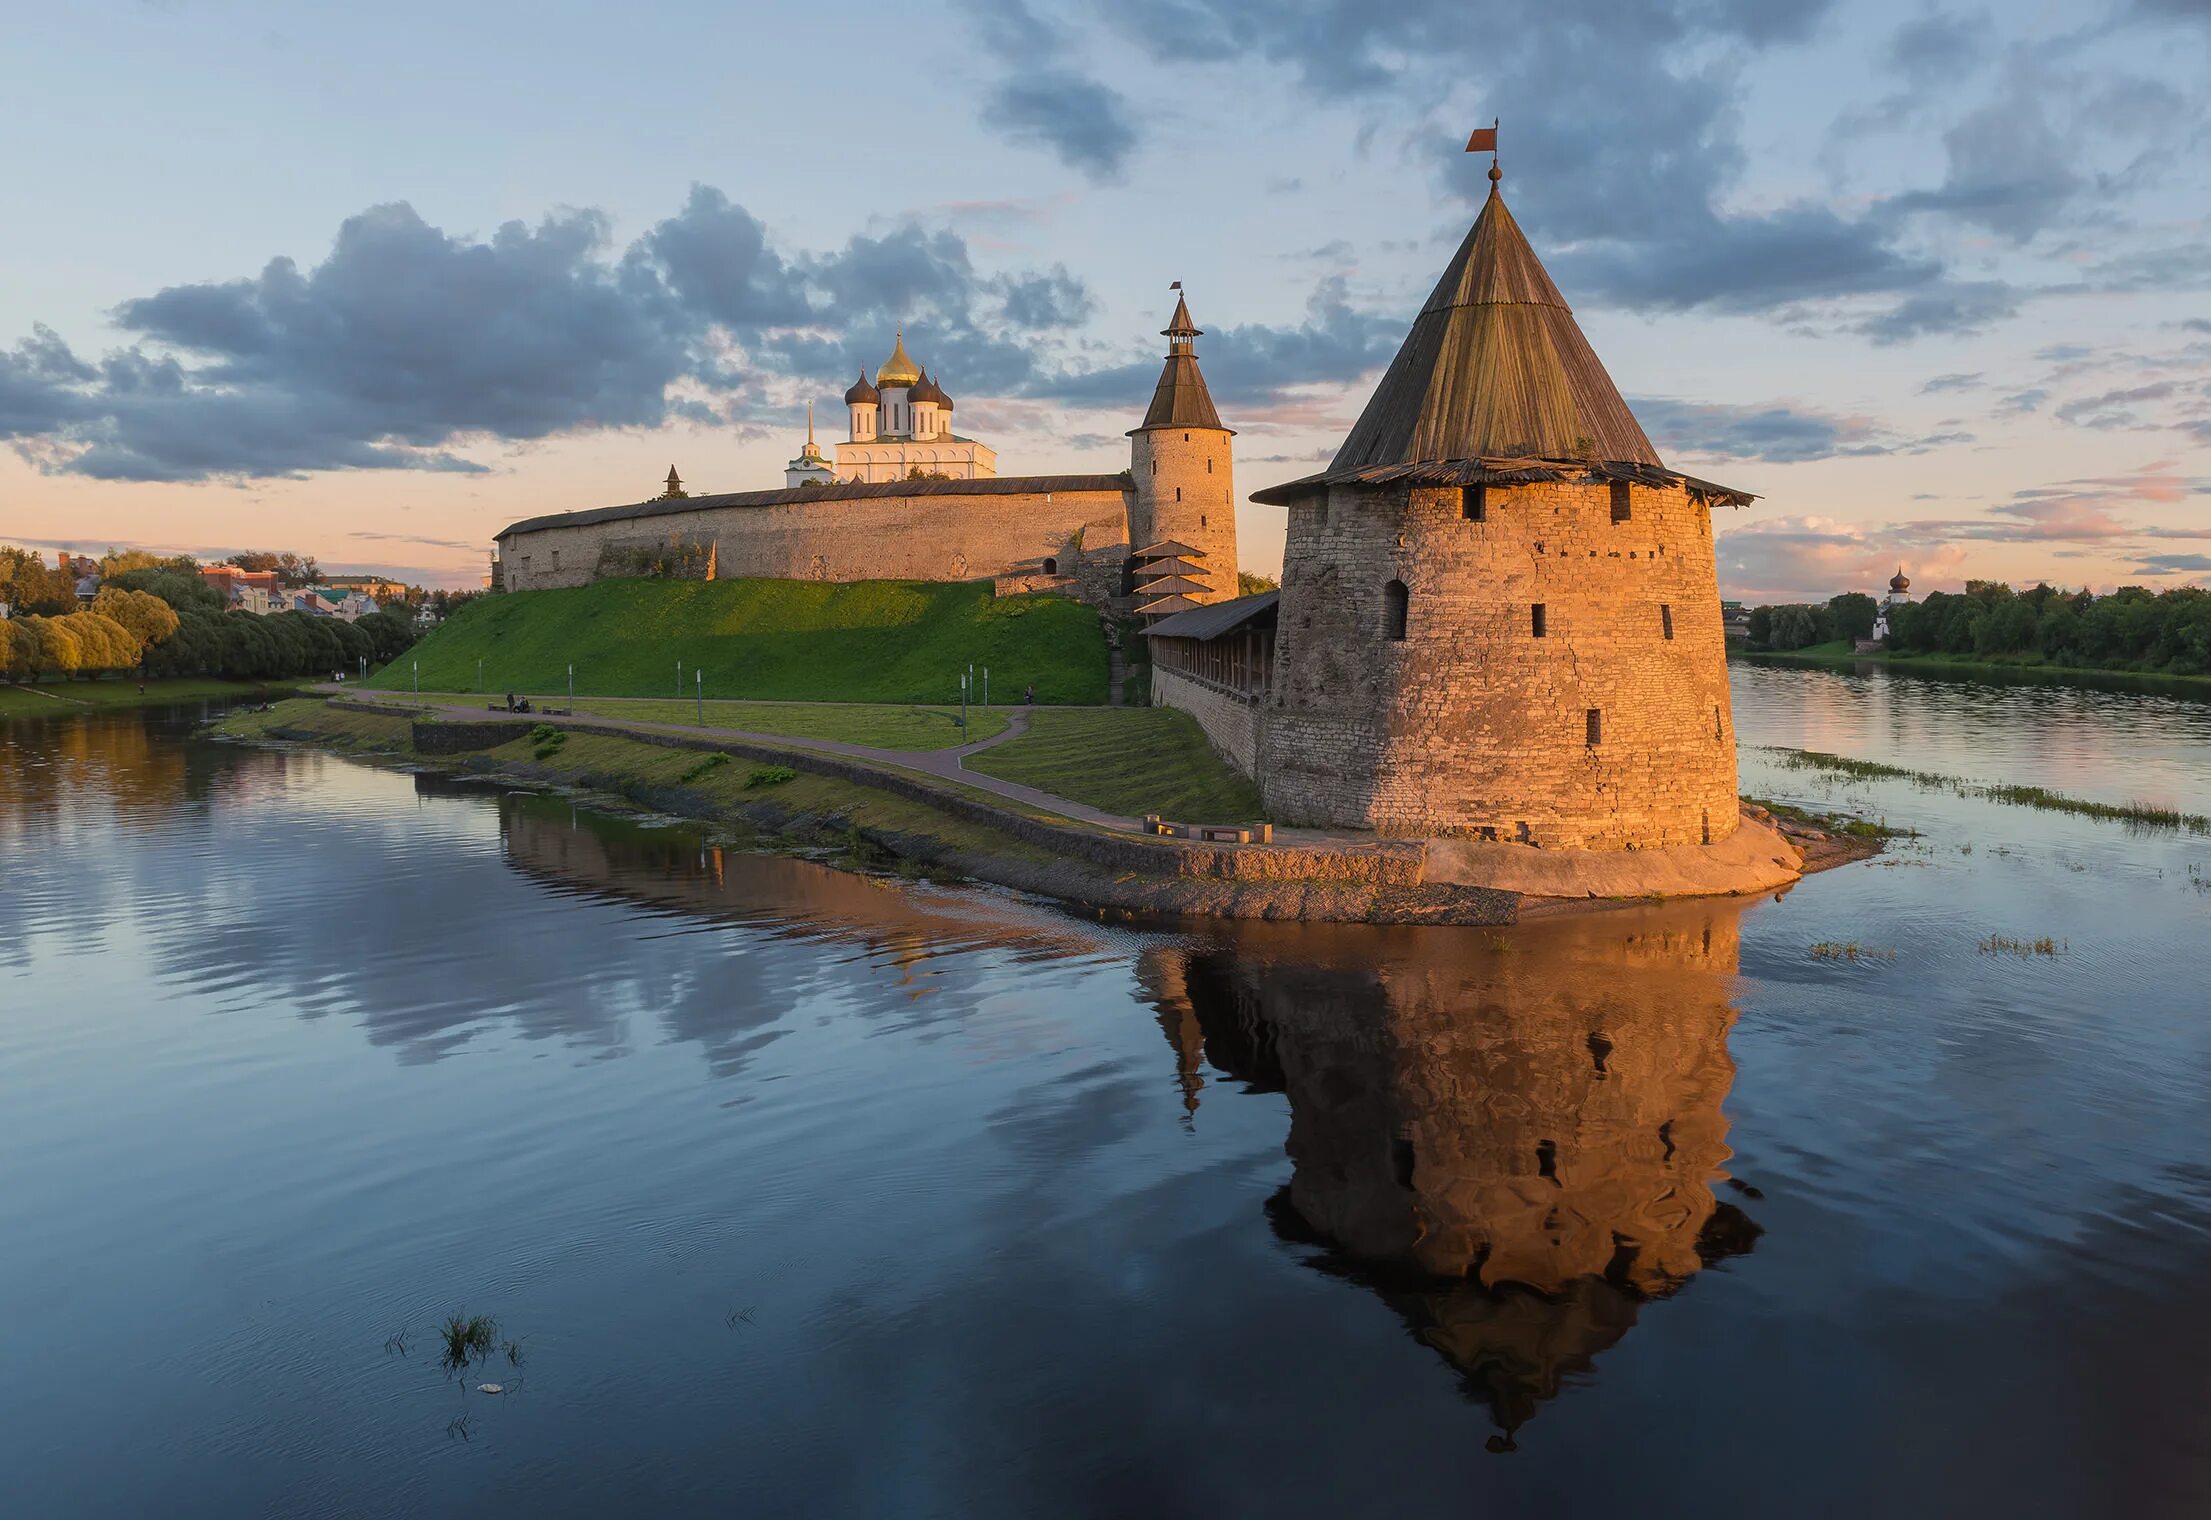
3 545 422 683
1750 581 2211 676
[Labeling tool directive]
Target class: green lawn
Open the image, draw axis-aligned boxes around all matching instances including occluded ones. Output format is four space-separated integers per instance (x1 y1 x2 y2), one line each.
966 708 1266 822
0 676 293 719
359 692 1011 749
368 577 1108 704
564 697 1009 749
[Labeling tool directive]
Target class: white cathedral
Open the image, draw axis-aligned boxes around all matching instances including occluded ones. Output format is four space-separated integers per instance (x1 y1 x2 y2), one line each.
784 330 1000 488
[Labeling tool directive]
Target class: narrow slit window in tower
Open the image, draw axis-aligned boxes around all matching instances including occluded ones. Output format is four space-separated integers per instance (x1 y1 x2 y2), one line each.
1661 603 1674 640
1610 481 1632 523
1383 580 1409 641
1531 603 1547 638
1175 487 1182 502
1585 708 1602 746
1462 485 1486 522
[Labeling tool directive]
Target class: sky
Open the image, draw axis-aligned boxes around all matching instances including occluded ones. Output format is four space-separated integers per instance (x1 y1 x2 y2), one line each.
3 0 2208 599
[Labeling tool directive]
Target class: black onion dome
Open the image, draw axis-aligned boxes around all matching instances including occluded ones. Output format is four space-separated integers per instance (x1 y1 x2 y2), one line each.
910 370 947 405
844 370 879 405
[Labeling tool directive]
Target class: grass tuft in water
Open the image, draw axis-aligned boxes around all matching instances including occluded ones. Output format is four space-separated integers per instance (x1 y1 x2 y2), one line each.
438 1313 499 1375
1978 934 2064 957
1810 941 1895 962
1762 747 2209 834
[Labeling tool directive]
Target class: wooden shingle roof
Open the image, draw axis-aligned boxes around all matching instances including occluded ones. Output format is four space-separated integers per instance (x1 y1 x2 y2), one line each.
1333 184 1657 471
1251 180 1756 508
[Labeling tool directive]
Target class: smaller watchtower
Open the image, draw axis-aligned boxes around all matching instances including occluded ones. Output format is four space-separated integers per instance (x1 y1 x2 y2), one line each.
1128 289 1237 605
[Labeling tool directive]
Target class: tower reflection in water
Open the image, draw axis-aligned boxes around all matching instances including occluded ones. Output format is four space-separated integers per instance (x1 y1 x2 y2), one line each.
1144 904 1761 1449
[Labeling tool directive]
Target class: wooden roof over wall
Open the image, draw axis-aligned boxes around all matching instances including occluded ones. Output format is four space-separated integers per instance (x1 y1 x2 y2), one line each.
498 472 1133 541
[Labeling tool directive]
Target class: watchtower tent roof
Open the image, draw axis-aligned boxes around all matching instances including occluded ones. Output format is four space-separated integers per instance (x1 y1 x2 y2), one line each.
1133 293 1231 434
1329 183 1661 472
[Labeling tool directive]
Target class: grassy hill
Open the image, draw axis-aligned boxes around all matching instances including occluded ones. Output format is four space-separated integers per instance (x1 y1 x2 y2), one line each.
369 578 1109 704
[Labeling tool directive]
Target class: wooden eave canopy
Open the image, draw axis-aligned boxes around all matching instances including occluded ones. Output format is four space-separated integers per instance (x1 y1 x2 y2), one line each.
1250 455 1756 508
1136 593 1204 616
1132 540 1205 559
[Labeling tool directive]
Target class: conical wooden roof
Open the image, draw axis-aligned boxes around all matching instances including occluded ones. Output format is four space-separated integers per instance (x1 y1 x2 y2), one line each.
1132 294 1231 434
1328 182 1659 471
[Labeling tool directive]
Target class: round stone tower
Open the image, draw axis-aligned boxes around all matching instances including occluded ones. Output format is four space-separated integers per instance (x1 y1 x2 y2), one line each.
1250 166 1752 849
1128 292 1238 604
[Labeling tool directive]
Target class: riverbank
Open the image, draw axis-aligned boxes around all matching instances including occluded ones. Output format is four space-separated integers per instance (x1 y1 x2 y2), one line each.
1735 643 2211 694
0 676 300 719
213 695 1876 925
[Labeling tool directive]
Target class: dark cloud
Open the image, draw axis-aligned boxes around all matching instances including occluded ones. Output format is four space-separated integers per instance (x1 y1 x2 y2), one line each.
999 267 1093 329
963 0 1140 179
981 70 1140 181
5 202 697 481
1884 10 1994 85
1635 397 1971 464
2131 553 2211 574
2055 381 2182 429
1849 280 2020 344
638 186 810 328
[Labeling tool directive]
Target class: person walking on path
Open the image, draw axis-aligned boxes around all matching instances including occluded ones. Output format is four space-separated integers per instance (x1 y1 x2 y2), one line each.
1024 684 1035 705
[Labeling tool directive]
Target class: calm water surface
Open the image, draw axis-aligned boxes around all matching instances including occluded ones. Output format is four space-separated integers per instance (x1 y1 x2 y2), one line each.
4 667 2210 1518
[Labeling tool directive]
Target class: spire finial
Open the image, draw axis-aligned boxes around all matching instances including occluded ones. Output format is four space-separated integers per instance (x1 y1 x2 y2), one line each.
1467 118 1501 191
806 400 815 444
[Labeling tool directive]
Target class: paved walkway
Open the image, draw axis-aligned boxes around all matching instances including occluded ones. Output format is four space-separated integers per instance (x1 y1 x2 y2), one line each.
324 688 1142 832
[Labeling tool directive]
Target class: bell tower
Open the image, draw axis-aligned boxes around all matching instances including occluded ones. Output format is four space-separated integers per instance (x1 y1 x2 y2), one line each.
1128 289 1238 605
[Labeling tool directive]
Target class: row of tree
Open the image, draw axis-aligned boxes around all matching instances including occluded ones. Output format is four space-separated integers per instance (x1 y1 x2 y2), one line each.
3 545 423 683
1 545 339 618
1745 593 1878 651
1750 581 2211 676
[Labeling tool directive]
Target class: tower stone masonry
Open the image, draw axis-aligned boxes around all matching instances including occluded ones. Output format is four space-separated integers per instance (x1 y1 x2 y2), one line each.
1249 161 1753 848
1128 293 1238 604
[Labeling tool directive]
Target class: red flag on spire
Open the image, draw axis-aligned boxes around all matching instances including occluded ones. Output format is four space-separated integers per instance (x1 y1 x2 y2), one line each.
1466 123 1498 153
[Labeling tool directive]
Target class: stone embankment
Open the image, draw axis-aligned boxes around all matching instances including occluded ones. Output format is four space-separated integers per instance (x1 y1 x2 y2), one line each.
286 695 1862 924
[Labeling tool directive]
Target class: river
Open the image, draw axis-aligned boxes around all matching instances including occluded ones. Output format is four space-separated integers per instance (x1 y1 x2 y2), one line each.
3 667 2209 1517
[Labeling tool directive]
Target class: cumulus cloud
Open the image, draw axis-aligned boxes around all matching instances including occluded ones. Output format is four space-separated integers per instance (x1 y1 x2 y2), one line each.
0 186 1123 483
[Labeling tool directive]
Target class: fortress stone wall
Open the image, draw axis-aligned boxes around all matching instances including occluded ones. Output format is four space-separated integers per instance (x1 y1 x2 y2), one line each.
1263 478 1738 847
497 477 1132 594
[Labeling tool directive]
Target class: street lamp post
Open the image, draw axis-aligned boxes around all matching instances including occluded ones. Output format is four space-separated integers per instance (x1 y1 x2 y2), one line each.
959 671 968 735
567 663 574 709
676 660 682 699
696 667 703 726
982 665 989 710
412 658 418 695
476 657 484 694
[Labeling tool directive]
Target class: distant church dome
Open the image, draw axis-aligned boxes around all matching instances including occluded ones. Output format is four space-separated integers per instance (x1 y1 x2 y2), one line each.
1890 566 1911 594
910 370 947 406
844 370 879 405
875 330 922 388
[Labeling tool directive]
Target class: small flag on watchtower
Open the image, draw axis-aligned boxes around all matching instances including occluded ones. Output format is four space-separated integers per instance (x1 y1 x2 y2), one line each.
1466 121 1498 154
1170 280 1181 289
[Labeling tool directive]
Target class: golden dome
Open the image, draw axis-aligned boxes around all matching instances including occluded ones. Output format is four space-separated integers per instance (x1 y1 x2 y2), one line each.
875 329 922 388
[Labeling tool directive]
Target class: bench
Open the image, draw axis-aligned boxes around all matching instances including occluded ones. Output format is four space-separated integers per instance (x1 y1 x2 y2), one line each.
1141 816 1274 845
